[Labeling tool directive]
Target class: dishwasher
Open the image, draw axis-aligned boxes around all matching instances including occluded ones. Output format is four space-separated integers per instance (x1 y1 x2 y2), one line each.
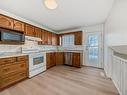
64 52 73 66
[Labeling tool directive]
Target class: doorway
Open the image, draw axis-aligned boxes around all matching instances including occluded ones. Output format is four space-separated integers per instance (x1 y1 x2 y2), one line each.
85 32 102 68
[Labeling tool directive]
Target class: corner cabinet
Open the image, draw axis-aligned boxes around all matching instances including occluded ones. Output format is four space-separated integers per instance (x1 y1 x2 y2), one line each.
55 52 64 65
0 15 13 29
0 56 28 90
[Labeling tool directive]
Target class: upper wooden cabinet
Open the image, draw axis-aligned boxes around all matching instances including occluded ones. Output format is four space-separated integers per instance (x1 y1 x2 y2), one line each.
0 14 59 45
41 29 46 45
48 32 52 45
25 24 35 36
52 33 58 46
74 31 82 45
35 27 41 38
0 15 13 29
13 20 25 32
44 30 48 45
59 31 82 46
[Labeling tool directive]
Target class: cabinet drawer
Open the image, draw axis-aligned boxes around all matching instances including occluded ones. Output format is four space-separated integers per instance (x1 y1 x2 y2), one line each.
0 71 27 89
0 63 27 76
0 57 16 66
17 56 28 62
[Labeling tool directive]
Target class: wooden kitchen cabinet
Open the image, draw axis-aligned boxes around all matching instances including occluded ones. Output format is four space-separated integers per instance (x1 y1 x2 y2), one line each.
25 24 35 36
52 33 58 46
13 20 25 32
46 53 56 69
0 15 13 29
74 31 82 45
35 27 42 38
72 53 81 68
46 53 51 69
0 56 28 90
48 32 52 45
44 30 48 45
55 52 64 65
51 53 56 67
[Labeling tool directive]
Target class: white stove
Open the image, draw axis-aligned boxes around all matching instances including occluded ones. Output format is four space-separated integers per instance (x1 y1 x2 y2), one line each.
22 36 46 78
22 48 46 78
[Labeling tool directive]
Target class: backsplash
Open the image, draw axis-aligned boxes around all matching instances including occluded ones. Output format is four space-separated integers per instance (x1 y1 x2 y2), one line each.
0 45 22 53
0 37 83 53
57 45 84 51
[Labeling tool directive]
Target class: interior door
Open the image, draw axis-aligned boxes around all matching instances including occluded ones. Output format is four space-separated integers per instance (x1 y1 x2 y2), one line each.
85 32 102 68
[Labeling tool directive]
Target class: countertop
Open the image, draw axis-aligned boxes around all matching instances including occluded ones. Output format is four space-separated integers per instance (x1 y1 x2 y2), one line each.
40 50 84 53
0 50 84 58
0 52 28 58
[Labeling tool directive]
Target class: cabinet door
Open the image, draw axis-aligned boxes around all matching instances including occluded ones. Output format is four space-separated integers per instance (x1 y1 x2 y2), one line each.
51 53 56 67
25 24 35 36
52 33 58 46
46 53 56 69
56 52 64 65
41 29 45 44
72 53 81 68
52 33 55 45
0 15 13 29
75 31 82 45
46 53 51 69
48 32 52 45
44 30 48 45
35 27 41 38
13 20 25 32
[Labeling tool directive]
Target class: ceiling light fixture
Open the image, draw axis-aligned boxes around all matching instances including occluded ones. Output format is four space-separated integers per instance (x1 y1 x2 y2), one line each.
44 0 58 10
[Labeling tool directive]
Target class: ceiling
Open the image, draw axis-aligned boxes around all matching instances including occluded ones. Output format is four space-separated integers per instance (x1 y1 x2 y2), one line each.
0 0 115 32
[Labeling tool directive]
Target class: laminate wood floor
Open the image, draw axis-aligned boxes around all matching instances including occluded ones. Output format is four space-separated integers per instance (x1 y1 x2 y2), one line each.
0 65 119 95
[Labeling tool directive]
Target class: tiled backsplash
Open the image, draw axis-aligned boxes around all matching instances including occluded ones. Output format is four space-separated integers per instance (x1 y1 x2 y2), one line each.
0 38 83 53
0 45 22 53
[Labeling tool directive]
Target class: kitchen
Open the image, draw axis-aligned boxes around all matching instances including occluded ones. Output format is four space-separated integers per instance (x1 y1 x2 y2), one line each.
0 0 127 95
0 13 84 89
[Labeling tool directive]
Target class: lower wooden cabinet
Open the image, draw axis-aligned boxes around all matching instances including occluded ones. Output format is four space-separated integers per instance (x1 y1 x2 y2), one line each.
46 53 56 69
72 53 81 68
46 52 82 69
55 52 64 65
0 56 28 90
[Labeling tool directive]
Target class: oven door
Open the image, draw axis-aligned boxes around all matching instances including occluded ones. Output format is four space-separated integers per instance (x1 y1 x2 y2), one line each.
29 53 46 71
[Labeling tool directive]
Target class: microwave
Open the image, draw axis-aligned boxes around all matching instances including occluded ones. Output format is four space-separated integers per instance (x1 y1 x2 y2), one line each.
0 28 25 43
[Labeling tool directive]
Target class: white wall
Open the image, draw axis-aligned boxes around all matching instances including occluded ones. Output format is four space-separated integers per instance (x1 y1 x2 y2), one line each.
104 0 127 77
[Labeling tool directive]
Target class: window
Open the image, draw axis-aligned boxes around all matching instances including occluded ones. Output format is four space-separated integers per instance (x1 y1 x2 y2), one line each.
62 35 74 46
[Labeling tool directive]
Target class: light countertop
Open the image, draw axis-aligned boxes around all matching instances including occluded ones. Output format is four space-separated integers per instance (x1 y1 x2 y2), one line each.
0 50 84 58
0 52 28 58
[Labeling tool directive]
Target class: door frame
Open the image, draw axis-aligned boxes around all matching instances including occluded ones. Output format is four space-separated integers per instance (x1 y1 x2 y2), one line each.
85 31 103 68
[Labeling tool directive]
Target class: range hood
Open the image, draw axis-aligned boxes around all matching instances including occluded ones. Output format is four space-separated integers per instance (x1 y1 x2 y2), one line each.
25 36 42 42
